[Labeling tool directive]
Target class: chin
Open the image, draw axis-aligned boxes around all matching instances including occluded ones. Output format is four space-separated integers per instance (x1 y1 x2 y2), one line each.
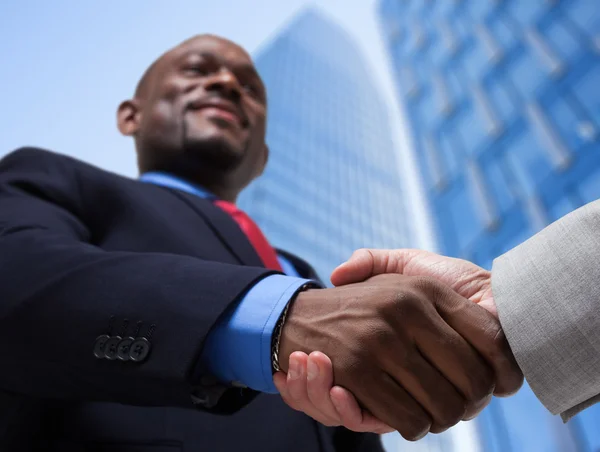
183 135 246 172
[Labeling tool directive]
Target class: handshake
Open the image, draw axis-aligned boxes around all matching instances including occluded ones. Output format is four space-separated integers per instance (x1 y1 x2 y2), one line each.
273 249 523 441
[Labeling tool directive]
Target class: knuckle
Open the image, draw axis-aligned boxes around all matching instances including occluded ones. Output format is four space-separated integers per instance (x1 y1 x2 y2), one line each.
491 325 509 353
399 416 431 442
411 275 443 294
287 383 307 402
436 401 466 431
368 326 396 350
466 365 495 403
395 346 420 371
429 424 449 435
336 354 368 388
392 291 426 320
475 322 507 368
322 418 341 428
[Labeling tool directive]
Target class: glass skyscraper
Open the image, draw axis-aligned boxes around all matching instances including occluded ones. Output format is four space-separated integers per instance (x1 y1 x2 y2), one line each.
239 9 411 282
378 0 600 451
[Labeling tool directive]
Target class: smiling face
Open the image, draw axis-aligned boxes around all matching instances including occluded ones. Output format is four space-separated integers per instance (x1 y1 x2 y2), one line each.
118 35 269 201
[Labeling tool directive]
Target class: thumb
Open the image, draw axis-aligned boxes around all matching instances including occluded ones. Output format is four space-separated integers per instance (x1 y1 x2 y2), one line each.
331 249 395 286
331 249 375 286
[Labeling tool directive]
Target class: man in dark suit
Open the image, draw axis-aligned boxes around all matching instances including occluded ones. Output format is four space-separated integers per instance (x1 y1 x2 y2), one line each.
0 35 522 451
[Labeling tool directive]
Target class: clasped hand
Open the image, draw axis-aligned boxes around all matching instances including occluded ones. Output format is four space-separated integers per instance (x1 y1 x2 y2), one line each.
273 249 522 441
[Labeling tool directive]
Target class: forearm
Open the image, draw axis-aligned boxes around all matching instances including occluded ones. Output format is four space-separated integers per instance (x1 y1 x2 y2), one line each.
0 225 272 409
492 199 600 419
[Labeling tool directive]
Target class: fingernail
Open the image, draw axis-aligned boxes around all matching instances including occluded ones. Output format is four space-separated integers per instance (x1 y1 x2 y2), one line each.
307 359 319 381
288 359 300 380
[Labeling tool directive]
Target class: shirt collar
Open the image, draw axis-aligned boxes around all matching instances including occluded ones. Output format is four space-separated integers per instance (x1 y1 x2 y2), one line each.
139 172 216 200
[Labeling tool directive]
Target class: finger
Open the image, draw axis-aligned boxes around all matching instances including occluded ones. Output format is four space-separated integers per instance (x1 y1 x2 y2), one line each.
351 370 431 441
276 369 309 414
273 371 288 397
306 352 344 421
384 345 467 433
286 352 339 426
434 285 524 397
330 386 394 433
411 294 495 420
331 249 398 286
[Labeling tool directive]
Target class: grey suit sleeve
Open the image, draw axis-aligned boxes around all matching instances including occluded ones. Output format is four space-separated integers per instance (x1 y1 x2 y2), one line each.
492 199 600 421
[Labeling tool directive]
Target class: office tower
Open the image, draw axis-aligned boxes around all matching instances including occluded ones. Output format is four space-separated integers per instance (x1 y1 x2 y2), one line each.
239 9 412 282
379 0 600 450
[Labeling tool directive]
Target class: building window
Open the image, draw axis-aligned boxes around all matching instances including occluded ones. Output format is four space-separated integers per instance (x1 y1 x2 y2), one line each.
486 78 517 124
482 159 516 214
525 28 566 77
526 102 572 169
446 183 484 253
546 92 593 153
542 17 581 62
507 50 546 99
440 20 459 54
566 0 600 37
466 160 499 231
523 195 549 232
504 132 553 197
570 65 600 129
414 22 427 51
423 135 446 191
432 73 454 116
475 23 504 63
401 65 421 99
472 83 504 137
488 12 519 50
455 104 487 156
463 40 491 81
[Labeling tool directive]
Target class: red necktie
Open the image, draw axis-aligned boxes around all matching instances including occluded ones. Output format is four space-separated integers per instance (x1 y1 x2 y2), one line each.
214 200 283 272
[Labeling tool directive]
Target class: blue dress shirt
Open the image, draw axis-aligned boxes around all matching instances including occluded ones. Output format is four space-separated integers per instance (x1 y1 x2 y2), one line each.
140 172 314 393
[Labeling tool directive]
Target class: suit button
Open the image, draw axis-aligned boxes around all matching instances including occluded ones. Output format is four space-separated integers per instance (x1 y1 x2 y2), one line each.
93 335 110 359
104 336 122 360
191 390 209 407
129 337 151 362
117 337 134 361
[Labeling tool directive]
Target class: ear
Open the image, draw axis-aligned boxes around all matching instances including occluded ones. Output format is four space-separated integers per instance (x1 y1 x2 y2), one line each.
117 99 142 136
257 143 269 177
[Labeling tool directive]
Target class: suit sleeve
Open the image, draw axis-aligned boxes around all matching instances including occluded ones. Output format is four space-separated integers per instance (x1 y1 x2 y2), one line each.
0 147 275 413
492 199 600 421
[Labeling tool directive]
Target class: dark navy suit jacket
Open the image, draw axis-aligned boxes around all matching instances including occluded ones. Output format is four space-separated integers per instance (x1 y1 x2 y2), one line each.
0 148 383 452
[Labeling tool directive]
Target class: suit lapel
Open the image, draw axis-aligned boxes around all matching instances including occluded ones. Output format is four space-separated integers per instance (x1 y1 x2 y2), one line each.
168 189 264 267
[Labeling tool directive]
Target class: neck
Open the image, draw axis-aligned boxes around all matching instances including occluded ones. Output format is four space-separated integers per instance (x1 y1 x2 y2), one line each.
197 179 238 203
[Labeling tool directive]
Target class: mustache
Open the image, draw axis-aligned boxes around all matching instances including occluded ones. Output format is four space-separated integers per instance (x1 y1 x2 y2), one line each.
185 95 249 128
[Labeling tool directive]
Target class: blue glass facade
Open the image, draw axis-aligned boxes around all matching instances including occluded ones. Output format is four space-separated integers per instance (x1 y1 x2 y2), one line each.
239 9 411 282
378 0 600 451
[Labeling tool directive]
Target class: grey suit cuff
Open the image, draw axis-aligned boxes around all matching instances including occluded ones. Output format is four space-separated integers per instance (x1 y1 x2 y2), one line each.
492 213 600 420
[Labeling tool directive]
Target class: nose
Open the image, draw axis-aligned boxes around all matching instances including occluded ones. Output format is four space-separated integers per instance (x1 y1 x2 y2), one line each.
205 68 242 101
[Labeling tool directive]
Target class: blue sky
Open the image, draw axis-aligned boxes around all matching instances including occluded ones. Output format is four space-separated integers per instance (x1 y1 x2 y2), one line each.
0 1 394 171
0 0 436 249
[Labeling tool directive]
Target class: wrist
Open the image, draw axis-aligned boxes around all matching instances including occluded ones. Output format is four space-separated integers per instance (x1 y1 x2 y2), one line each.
271 283 319 373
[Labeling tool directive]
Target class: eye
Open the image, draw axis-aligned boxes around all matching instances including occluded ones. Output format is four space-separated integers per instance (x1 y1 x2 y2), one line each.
242 83 257 95
242 83 264 101
184 62 211 76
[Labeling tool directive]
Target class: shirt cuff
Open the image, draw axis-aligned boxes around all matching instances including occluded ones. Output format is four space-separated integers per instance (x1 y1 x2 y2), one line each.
201 275 314 393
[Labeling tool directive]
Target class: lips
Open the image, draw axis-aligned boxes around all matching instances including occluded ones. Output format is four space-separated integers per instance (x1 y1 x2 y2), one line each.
188 99 247 127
